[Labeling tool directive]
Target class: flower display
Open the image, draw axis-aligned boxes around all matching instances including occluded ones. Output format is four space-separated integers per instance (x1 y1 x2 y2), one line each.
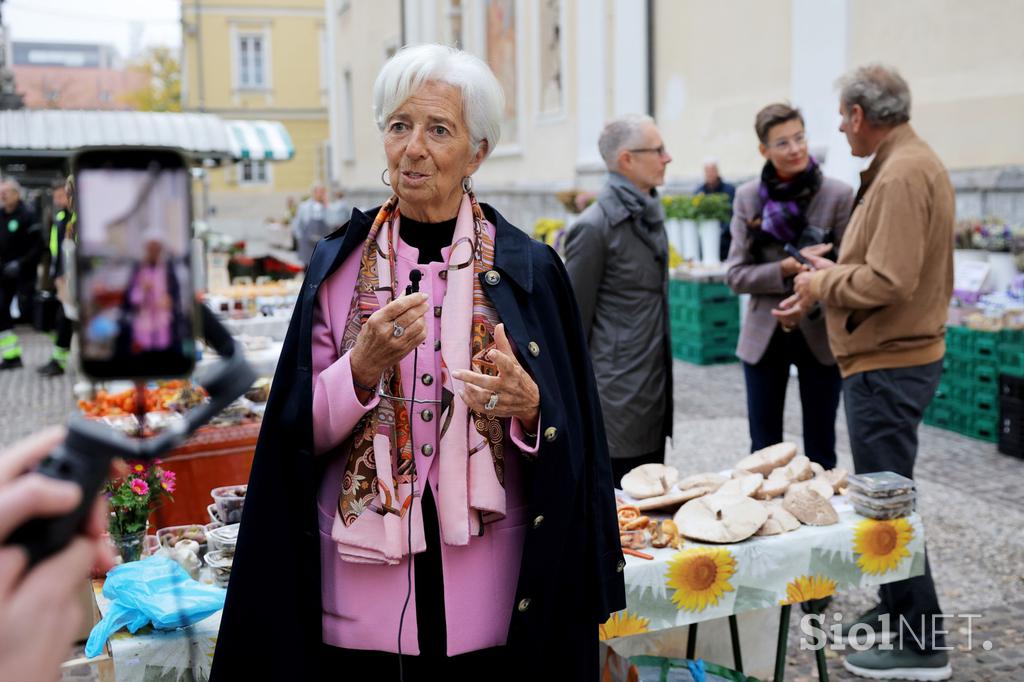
853 518 914 575
665 546 737 612
599 611 651 640
780 575 837 605
104 461 176 537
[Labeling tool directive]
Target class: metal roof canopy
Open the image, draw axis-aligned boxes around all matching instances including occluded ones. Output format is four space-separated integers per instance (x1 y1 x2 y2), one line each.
0 110 235 162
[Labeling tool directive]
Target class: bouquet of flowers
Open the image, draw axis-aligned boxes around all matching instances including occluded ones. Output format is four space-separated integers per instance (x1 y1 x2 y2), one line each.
106 461 176 539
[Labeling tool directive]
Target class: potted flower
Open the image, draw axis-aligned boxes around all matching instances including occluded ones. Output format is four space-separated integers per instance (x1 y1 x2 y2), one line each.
692 192 732 265
105 461 176 562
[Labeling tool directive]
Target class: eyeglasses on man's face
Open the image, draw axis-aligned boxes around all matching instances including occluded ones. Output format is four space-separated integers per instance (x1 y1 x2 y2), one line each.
628 145 670 158
768 133 807 152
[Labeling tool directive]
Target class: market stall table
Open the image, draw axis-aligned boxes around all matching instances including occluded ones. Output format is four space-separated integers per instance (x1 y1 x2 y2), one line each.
90 579 221 682
602 497 927 681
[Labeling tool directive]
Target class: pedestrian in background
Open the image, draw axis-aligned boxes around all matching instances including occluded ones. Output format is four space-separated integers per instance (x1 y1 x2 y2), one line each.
292 183 333 267
565 114 674 486
0 179 43 371
727 103 854 469
38 179 76 377
775 64 953 681
695 158 736 261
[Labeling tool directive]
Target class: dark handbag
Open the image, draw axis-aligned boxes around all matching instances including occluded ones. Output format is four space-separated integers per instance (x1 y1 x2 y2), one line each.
33 290 59 332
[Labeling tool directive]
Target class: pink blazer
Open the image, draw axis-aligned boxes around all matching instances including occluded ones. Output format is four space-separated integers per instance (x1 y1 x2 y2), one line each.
312 230 539 656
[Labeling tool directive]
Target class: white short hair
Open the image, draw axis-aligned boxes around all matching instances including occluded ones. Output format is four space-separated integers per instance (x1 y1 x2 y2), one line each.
598 114 655 171
0 178 22 196
836 64 911 127
373 44 504 157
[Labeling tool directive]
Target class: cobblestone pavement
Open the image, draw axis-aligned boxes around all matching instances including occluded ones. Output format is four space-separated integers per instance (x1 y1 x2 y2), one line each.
2 329 1020 680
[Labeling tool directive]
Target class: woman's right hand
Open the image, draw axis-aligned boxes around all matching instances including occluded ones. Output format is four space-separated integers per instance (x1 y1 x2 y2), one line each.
349 292 430 390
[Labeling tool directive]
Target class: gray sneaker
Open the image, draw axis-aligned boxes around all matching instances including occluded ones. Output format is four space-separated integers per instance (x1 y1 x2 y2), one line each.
832 604 896 646
844 645 952 681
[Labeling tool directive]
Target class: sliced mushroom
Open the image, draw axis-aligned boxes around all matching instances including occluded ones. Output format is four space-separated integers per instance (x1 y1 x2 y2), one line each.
755 501 801 535
651 519 683 549
783 488 839 526
674 493 768 543
621 463 680 500
678 473 728 491
717 472 764 498
735 442 798 476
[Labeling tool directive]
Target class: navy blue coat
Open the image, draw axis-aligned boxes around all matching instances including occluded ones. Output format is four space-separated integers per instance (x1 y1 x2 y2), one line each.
211 204 626 680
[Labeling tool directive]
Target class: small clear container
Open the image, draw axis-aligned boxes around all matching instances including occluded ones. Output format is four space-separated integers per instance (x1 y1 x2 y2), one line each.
846 472 915 498
156 524 208 557
849 490 915 519
211 484 247 524
205 550 233 588
619 529 650 551
207 523 239 554
207 503 225 525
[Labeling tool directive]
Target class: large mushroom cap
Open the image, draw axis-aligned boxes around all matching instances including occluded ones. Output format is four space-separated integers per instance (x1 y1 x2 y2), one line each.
755 501 802 536
621 463 679 500
735 442 798 476
717 472 764 498
783 488 839 526
678 472 728 491
674 493 768 543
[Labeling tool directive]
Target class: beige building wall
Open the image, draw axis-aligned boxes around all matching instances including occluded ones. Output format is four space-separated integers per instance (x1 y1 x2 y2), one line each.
182 0 330 232
848 0 1024 171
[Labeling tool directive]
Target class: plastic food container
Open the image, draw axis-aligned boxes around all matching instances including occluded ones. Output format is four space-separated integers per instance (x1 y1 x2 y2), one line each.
207 503 225 525
849 490 915 519
211 485 247 524
205 550 234 588
619 529 649 550
207 523 239 554
156 525 208 557
846 472 915 498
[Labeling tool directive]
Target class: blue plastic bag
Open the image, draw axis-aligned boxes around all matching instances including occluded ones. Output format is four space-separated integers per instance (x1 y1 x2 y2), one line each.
85 555 225 657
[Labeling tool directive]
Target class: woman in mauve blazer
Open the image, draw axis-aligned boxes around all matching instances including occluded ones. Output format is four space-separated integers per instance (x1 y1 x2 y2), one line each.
726 103 854 468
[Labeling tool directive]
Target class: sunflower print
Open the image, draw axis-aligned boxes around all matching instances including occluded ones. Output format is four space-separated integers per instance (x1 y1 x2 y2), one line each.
665 547 737 612
781 575 837 605
853 518 914 575
599 611 651 641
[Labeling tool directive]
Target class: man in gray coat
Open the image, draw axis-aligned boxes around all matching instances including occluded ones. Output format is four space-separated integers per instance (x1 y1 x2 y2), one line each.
565 114 674 486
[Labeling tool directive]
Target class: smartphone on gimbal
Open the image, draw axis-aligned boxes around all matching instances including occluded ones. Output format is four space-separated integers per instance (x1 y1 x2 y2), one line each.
73 149 197 379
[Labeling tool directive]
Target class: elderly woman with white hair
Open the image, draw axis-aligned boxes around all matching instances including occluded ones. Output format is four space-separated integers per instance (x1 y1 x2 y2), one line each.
212 44 624 681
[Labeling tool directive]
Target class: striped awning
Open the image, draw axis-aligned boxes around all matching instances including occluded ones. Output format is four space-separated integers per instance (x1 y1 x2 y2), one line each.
225 119 295 161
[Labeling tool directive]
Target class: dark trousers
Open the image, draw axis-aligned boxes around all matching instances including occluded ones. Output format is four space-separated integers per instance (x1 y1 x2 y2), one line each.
0 278 15 332
843 360 945 652
321 486 515 680
611 442 666 490
55 304 73 349
742 328 843 469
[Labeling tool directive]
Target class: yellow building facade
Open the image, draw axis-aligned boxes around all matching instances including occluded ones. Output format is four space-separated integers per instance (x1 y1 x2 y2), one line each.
181 0 330 226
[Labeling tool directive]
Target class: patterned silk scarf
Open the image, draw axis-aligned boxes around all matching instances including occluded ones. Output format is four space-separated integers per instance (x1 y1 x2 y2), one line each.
331 191 507 565
756 158 823 243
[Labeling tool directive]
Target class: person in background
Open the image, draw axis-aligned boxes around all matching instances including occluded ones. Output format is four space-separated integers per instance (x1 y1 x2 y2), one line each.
0 179 43 370
0 427 115 681
38 180 76 377
564 114 674 487
293 183 332 267
696 158 737 261
726 103 854 469
774 64 953 681
326 185 351 230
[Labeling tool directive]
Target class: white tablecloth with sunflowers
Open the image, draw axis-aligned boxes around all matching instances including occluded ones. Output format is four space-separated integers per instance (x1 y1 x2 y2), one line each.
601 497 926 640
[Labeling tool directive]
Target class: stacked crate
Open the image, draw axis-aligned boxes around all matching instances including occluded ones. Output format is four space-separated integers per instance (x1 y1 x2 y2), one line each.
924 326 1024 442
668 279 739 365
998 330 1024 458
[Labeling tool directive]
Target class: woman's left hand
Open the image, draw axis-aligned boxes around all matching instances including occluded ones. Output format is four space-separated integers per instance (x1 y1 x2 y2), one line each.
452 324 540 433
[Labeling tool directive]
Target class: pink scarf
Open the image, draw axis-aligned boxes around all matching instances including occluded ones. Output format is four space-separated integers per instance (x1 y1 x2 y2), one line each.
330 192 507 565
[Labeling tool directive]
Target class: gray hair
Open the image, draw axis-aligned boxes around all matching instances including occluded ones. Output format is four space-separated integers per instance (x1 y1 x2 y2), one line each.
598 114 655 171
836 64 911 127
0 178 22 196
373 44 504 157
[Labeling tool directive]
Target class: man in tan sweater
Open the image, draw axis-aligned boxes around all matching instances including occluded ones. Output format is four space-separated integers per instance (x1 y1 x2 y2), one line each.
775 65 953 681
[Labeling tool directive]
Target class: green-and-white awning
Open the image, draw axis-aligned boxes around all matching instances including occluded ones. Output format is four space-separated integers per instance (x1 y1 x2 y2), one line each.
225 120 295 161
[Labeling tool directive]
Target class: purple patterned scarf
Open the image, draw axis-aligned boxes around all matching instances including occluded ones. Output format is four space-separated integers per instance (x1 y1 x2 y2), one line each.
756 158 823 243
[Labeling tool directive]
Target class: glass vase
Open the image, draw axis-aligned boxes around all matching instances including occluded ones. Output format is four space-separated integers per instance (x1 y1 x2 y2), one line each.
111 526 148 563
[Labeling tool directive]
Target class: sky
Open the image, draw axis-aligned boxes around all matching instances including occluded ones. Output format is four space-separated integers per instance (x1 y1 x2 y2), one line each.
2 0 181 62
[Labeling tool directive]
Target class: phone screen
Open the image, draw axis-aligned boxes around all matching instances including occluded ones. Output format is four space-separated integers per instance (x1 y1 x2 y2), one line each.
75 152 196 379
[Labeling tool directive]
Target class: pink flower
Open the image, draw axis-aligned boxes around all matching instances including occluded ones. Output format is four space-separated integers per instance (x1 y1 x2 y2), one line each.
130 478 149 496
162 470 176 482
162 479 176 494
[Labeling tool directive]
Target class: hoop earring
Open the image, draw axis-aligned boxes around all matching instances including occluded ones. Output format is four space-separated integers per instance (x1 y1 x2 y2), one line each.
461 176 473 193
381 169 391 187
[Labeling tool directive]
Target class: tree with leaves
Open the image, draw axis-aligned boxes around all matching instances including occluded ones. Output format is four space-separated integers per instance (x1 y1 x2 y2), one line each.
122 46 181 112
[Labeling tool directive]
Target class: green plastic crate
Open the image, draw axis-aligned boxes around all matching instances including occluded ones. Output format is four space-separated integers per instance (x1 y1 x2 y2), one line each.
671 332 738 365
669 279 734 306
999 347 1024 377
972 331 999 363
965 412 999 442
670 303 739 333
945 326 974 357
